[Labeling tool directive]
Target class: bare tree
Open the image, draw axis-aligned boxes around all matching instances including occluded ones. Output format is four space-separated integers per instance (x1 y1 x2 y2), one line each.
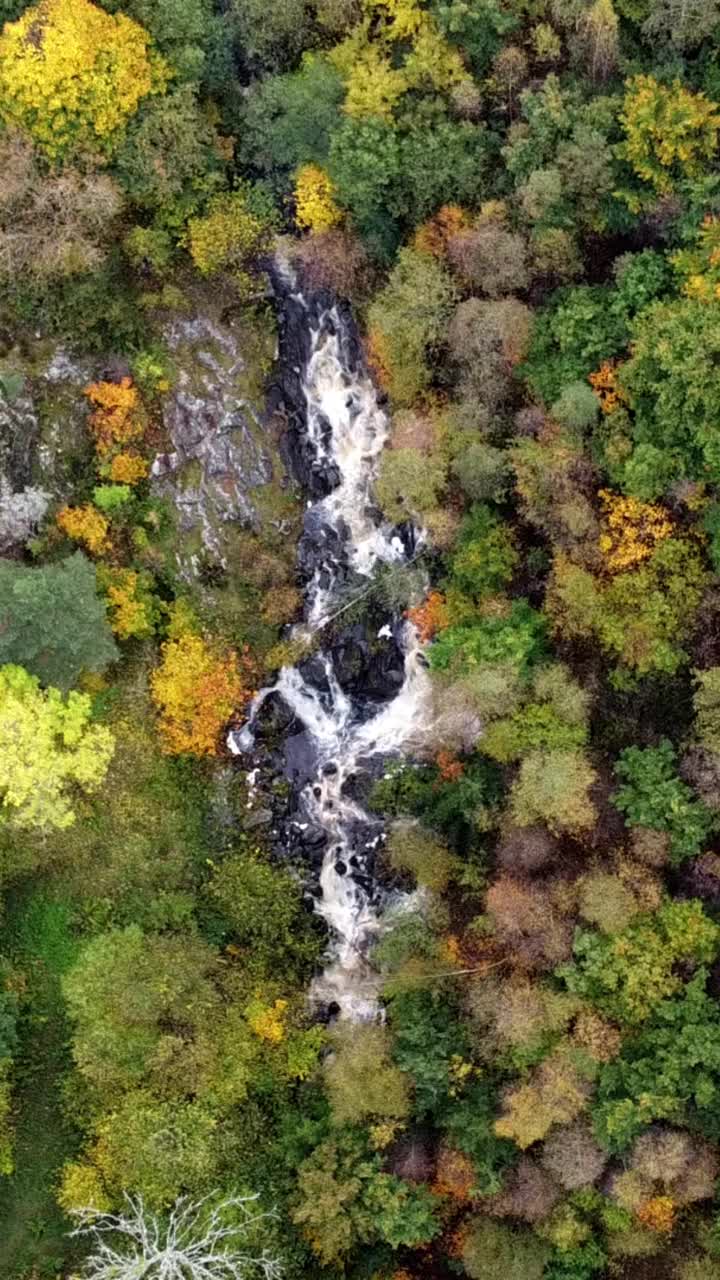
71 1192 283 1280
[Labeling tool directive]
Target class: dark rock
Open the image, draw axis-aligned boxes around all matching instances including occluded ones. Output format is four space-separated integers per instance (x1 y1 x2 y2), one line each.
283 731 318 787
254 690 301 742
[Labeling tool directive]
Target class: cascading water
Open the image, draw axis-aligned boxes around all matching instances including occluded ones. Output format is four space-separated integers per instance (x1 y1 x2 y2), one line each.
229 273 432 1020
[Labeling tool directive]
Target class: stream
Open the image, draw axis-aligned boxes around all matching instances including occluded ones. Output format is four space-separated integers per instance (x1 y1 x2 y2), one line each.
229 274 432 1020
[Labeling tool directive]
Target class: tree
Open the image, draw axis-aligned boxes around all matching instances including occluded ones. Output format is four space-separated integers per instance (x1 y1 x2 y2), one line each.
62 925 221 1095
509 748 597 835
495 1048 593 1148
541 1120 607 1189
461 1216 551 1280
294 164 342 233
447 206 530 297
386 821 456 891
150 631 252 757
240 58 345 192
293 1131 440 1265
70 1193 283 1280
618 299 720 492
613 740 716 864
617 77 720 210
547 539 708 678
113 85 224 210
0 0 168 162
0 129 123 283
0 554 118 691
559 900 720 1026
324 1023 411 1126
592 971 720 1150
368 246 457 404
693 668 720 752
187 188 274 298
643 0 720 46
485 877 574 972
0 664 114 831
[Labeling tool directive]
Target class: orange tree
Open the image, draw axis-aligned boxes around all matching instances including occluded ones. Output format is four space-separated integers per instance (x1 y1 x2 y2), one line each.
150 631 254 757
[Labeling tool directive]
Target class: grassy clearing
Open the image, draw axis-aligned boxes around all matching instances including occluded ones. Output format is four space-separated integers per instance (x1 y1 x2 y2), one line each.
0 889 83 1279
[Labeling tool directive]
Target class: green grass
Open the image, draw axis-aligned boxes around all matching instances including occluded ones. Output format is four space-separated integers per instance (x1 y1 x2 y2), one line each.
0 889 83 1279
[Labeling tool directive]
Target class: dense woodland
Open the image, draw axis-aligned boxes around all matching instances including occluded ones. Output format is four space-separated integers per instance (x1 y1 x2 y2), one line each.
6 0 720 1277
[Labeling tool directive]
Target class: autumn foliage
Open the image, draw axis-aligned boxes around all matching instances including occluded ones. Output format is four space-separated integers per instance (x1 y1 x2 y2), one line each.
406 591 449 643
150 631 253 757
0 0 167 162
85 377 147 460
413 205 471 258
598 489 673 573
294 164 342 233
56 504 110 556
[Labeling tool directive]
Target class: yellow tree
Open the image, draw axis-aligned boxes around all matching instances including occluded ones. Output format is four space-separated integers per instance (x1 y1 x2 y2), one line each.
617 75 720 210
0 0 168 162
150 631 253 757
0 664 114 831
294 165 343 233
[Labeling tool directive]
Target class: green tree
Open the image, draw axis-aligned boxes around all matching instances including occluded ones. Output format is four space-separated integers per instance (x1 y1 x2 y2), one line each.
547 539 708 679
510 748 597 835
694 668 720 752
0 665 114 832
0 553 118 691
446 505 519 604
324 1023 411 1126
61 1090 220 1209
113 85 224 211
208 852 322 982
613 740 716 863
559 900 720 1026
62 925 222 1097
293 1131 440 1265
368 246 457 405
593 971 720 1151
240 58 344 192
462 1217 551 1280
619 298 720 493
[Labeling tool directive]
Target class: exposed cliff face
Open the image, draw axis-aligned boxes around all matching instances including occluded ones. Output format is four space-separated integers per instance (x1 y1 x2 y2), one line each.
151 312 277 580
0 295 285 568
0 348 94 551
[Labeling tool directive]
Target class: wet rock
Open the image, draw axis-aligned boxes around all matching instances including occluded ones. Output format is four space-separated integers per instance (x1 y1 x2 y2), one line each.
254 690 301 742
297 654 331 695
283 729 318 787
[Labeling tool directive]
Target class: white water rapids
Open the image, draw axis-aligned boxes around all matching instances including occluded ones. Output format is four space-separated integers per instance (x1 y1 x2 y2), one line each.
229 289 433 1019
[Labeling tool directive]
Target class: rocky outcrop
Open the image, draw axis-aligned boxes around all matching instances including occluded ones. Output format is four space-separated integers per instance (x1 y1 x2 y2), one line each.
0 349 95 551
151 314 274 579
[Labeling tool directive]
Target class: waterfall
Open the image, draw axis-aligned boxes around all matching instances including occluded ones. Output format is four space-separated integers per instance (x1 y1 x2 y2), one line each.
229 276 432 1020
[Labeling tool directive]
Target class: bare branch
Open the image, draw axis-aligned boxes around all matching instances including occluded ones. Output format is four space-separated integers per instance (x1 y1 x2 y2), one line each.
70 1192 283 1280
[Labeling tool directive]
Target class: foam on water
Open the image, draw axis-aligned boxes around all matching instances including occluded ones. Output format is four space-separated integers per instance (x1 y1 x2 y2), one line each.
231 294 431 1019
